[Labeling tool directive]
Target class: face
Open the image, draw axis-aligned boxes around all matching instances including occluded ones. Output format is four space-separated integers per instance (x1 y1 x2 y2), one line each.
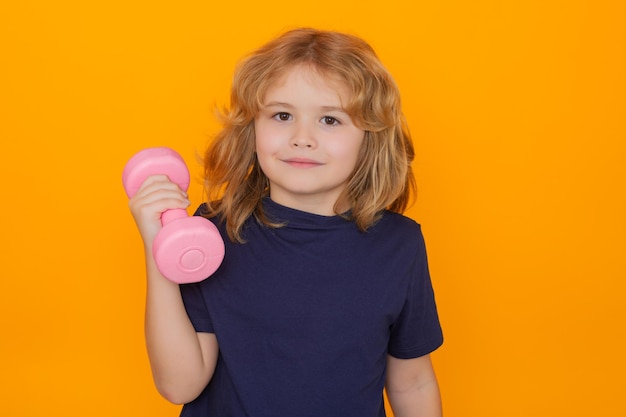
254 65 365 216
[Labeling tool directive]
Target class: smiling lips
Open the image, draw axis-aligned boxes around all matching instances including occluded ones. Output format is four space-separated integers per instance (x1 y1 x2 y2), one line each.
282 157 324 168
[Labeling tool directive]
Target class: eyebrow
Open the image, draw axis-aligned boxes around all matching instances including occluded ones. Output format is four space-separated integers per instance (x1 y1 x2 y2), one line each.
263 101 348 114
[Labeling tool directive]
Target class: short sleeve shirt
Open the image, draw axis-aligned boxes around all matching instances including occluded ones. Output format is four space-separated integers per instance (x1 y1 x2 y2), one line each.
180 198 443 417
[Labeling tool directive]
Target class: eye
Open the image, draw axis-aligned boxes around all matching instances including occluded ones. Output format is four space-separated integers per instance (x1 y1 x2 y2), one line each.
273 112 292 121
322 116 340 126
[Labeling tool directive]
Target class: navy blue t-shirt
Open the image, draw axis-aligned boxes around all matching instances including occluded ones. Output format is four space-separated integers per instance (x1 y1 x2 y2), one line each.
179 198 443 417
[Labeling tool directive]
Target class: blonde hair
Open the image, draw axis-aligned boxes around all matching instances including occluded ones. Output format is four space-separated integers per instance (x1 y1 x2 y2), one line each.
203 28 416 242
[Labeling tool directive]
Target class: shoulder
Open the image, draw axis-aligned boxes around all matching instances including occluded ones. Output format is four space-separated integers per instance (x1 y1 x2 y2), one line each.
378 210 421 227
359 211 429 264
373 210 424 241
193 203 226 225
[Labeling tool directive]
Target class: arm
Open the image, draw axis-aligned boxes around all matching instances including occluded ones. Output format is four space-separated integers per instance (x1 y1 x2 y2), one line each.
385 354 442 417
129 174 218 404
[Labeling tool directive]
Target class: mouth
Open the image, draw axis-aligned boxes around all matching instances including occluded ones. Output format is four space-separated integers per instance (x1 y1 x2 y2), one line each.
281 158 324 168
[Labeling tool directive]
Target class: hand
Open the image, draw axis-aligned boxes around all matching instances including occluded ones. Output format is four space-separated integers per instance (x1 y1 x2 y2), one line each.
128 174 191 248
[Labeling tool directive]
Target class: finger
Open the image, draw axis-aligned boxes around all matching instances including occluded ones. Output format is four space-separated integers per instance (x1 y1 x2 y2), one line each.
129 191 191 220
135 174 186 195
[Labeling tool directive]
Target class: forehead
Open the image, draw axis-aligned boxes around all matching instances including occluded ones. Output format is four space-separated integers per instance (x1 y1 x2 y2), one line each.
263 64 351 104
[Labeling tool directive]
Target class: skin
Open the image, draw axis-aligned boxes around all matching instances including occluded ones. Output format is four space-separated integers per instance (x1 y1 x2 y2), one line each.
254 65 365 216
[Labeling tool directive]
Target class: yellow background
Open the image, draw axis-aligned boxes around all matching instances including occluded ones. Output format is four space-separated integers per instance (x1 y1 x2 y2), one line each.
1 0 624 416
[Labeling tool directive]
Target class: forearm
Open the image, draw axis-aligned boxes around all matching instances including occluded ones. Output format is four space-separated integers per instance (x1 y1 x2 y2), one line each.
144 251 217 404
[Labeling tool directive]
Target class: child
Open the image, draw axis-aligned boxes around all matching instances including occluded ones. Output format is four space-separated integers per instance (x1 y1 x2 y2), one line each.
129 28 443 417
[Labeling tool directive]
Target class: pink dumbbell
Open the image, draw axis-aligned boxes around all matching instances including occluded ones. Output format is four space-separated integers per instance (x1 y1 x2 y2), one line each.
122 147 225 284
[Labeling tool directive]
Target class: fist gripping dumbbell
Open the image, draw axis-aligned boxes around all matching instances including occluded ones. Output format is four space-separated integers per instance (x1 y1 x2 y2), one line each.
122 147 225 284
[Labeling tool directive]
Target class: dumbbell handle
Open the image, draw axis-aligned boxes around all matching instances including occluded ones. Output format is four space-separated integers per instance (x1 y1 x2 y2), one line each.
162 208 188 225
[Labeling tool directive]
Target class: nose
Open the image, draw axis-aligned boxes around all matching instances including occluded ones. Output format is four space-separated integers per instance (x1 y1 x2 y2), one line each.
290 121 316 149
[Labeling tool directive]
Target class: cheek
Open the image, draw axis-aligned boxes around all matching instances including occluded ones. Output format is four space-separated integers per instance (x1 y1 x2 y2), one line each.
254 121 281 152
254 130 281 172
332 131 364 162
255 134 274 158
253 122 269 154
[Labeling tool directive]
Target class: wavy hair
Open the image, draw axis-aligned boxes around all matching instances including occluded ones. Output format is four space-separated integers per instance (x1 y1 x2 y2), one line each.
202 28 416 242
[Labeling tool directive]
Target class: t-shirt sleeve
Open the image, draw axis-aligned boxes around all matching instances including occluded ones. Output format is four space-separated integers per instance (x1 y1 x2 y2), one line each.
179 282 215 333
388 227 443 358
